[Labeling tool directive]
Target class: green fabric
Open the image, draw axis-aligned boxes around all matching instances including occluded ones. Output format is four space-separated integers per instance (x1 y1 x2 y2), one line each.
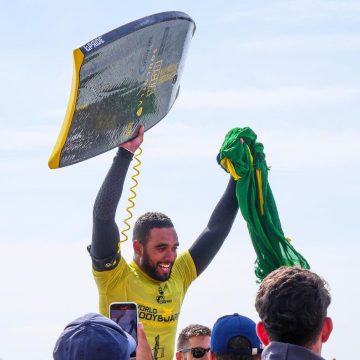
218 127 310 282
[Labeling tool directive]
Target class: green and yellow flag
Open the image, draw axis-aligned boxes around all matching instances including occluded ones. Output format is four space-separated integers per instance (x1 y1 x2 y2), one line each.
218 127 310 282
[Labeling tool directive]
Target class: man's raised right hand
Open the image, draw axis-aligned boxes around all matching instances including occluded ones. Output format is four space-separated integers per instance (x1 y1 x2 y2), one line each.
120 125 145 153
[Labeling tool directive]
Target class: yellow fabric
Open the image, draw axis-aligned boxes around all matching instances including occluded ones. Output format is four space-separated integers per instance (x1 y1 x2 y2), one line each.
220 158 241 180
93 250 197 360
246 144 254 165
255 169 264 216
222 146 264 216
246 145 264 216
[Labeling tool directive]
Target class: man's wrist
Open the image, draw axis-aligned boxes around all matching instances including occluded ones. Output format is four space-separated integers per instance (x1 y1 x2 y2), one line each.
120 144 135 154
117 147 134 160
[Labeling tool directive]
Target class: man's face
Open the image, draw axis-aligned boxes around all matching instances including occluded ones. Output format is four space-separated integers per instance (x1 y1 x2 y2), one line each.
138 227 179 281
178 335 211 360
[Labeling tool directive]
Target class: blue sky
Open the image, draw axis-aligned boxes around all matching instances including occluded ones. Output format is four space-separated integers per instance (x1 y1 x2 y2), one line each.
1 1 359 359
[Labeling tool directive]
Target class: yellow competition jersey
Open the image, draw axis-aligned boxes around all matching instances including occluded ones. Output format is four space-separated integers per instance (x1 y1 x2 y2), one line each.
93 250 197 360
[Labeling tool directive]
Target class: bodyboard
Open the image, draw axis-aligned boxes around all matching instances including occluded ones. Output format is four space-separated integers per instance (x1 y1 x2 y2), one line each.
48 11 195 169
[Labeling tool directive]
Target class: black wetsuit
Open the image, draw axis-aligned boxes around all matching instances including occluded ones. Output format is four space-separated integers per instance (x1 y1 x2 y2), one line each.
89 147 238 274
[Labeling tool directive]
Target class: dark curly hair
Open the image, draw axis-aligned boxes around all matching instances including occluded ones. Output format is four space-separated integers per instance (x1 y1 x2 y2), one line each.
255 266 331 347
133 212 174 244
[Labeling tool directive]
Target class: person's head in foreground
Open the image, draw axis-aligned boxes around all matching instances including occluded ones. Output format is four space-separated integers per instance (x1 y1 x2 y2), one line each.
255 266 333 358
53 313 136 360
176 323 212 359
210 313 263 360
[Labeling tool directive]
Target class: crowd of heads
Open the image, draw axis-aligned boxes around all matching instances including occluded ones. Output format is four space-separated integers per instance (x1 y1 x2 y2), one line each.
53 265 332 359
175 315 263 360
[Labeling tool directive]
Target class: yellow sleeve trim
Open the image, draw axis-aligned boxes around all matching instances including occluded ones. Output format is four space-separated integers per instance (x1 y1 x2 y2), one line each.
184 250 197 279
48 48 85 169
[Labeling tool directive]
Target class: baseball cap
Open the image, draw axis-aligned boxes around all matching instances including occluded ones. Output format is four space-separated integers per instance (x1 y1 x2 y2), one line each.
211 313 263 356
53 313 136 360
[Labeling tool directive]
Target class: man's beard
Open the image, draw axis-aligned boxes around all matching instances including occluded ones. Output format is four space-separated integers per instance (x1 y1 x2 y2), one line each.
140 249 173 282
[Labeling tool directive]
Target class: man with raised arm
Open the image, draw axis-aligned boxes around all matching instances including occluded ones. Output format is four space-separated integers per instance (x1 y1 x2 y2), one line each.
88 126 238 360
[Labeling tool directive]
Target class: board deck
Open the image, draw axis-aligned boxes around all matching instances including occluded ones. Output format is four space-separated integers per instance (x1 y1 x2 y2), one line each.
48 11 195 168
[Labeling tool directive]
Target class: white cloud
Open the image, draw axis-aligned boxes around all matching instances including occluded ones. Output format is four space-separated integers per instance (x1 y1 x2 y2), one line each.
129 120 360 172
218 0 360 24
0 241 98 360
239 35 360 52
0 126 57 150
2 113 360 173
3 85 357 154
260 128 360 170
176 87 360 109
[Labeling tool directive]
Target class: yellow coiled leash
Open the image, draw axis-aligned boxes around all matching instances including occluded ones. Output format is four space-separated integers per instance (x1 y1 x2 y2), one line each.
120 146 143 243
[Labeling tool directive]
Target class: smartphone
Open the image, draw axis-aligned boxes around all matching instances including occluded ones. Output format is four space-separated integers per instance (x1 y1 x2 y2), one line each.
109 302 138 357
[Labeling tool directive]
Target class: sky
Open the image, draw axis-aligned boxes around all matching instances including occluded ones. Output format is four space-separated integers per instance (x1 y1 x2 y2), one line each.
1 0 359 359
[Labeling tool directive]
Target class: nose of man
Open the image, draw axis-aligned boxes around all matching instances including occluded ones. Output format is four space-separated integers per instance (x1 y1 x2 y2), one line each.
164 248 177 263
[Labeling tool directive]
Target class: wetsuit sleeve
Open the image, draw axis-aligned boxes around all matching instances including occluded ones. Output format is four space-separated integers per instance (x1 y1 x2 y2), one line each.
89 147 133 271
188 178 238 276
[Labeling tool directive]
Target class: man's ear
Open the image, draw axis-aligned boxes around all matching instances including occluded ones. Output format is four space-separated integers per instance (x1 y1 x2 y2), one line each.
175 351 182 360
133 240 143 257
256 321 270 346
321 317 333 343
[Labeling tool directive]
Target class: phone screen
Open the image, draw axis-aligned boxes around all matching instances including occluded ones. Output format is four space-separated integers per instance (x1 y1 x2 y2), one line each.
109 302 138 357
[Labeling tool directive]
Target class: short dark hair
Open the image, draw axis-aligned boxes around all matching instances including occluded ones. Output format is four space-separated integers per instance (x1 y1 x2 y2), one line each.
177 324 211 350
133 212 174 244
214 336 261 360
255 266 331 347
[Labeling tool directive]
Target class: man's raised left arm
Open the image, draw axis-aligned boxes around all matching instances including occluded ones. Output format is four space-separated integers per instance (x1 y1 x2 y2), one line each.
188 177 238 276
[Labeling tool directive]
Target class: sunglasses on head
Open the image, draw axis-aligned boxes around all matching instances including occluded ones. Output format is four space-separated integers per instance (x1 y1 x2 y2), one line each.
179 347 210 358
